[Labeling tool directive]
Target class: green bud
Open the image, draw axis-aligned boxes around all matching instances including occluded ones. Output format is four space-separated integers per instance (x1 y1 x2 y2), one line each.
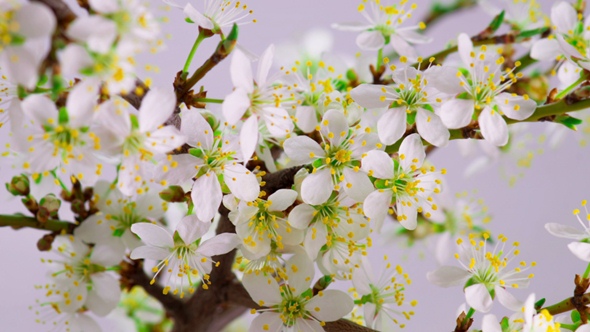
200 110 220 131
39 194 61 217
159 186 186 203
6 174 30 196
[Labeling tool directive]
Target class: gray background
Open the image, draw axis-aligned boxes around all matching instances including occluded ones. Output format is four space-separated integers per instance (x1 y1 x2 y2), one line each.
1 0 589 330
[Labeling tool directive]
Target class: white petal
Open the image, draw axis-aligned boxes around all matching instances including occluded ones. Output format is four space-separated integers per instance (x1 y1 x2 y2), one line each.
356 31 385 50
181 109 213 148
22 94 57 125
67 79 99 128
397 200 418 230
465 284 493 313
307 290 353 322
59 44 93 79
481 314 502 332
440 99 475 129
350 84 390 109
0 47 38 89
222 88 250 125
551 1 577 34
331 22 372 31
458 33 474 66
224 164 260 201
230 49 254 93
377 107 407 145
568 242 590 261
91 242 125 266
243 272 282 305
183 4 214 30
86 273 121 316
301 168 333 205
426 66 464 94
67 16 116 53
130 223 173 248
545 223 587 240
16 3 56 38
240 116 259 162
416 108 449 147
363 190 391 232
249 312 283 332
257 44 274 86
342 168 373 202
198 233 239 256
139 88 176 132
390 34 417 59
268 189 298 211
262 106 294 137
288 204 316 230
426 266 471 287
478 107 508 146
320 109 349 146
295 105 318 133
361 150 394 179
398 29 432 44
129 246 169 260
177 215 210 244
304 223 328 260
530 39 561 60
495 286 522 311
286 254 314 296
283 135 324 165
144 126 186 154
399 133 425 170
192 172 222 221
495 93 536 121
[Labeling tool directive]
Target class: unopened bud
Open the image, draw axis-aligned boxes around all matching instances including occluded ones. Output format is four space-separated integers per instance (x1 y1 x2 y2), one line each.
37 233 55 251
159 186 186 203
201 110 220 131
22 196 39 215
38 194 61 223
6 174 30 196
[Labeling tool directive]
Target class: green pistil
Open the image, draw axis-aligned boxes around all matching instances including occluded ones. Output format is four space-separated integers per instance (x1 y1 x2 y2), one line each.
279 297 306 326
123 131 146 156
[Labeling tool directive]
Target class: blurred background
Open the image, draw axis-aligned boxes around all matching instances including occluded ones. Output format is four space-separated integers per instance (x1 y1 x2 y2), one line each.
2 0 589 330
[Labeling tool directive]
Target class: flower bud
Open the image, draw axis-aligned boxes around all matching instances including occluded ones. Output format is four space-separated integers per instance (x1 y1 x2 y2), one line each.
6 174 30 196
37 194 61 223
201 110 220 131
159 185 187 203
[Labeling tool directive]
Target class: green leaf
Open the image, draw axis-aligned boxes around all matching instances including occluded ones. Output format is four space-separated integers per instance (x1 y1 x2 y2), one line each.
556 114 583 130
489 10 505 32
518 27 548 38
571 309 581 323
535 297 546 309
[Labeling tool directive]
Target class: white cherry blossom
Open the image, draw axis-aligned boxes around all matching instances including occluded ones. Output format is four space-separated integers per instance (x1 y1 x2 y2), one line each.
242 254 353 331
427 233 534 313
165 0 254 35
333 0 431 59
439 34 537 146
545 199 590 262
284 109 379 205
361 134 442 231
130 215 240 297
351 65 451 147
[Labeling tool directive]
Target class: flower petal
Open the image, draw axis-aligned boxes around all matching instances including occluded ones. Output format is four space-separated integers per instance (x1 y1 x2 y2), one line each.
301 168 333 205
356 30 385 50
283 135 324 165
426 266 471 287
320 109 349 146
286 254 314 296
530 38 561 60
139 88 176 132
399 133 425 170
568 242 590 261
458 33 474 66
361 150 394 179
230 48 254 93
551 1 577 34
440 99 475 129
130 223 173 248
177 215 210 245
478 107 508 146
495 286 522 311
257 44 274 86
545 223 587 240
377 107 407 145
249 312 284 332
222 88 250 125
465 284 493 313
416 108 449 147
242 273 282 306
363 190 391 232
288 204 316 230
192 172 222 221
342 167 373 202
307 290 353 322
86 273 121 316
16 3 56 39
198 233 240 256
224 163 260 201
350 84 390 109
268 189 298 211
181 109 213 148
129 246 169 260
240 115 259 162
183 4 214 30
495 93 536 121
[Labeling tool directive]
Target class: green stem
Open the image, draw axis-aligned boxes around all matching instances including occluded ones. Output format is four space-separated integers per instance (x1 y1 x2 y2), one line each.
583 262 590 279
183 31 208 74
555 74 589 100
463 307 475 326
422 0 477 26
376 48 383 71
541 293 590 315
50 170 70 196
195 98 224 104
0 214 73 232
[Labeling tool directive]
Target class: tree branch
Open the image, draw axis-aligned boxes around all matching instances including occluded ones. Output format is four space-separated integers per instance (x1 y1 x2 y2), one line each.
0 214 75 232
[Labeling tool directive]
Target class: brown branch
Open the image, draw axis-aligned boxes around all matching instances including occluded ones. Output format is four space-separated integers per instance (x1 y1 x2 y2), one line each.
120 260 186 322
